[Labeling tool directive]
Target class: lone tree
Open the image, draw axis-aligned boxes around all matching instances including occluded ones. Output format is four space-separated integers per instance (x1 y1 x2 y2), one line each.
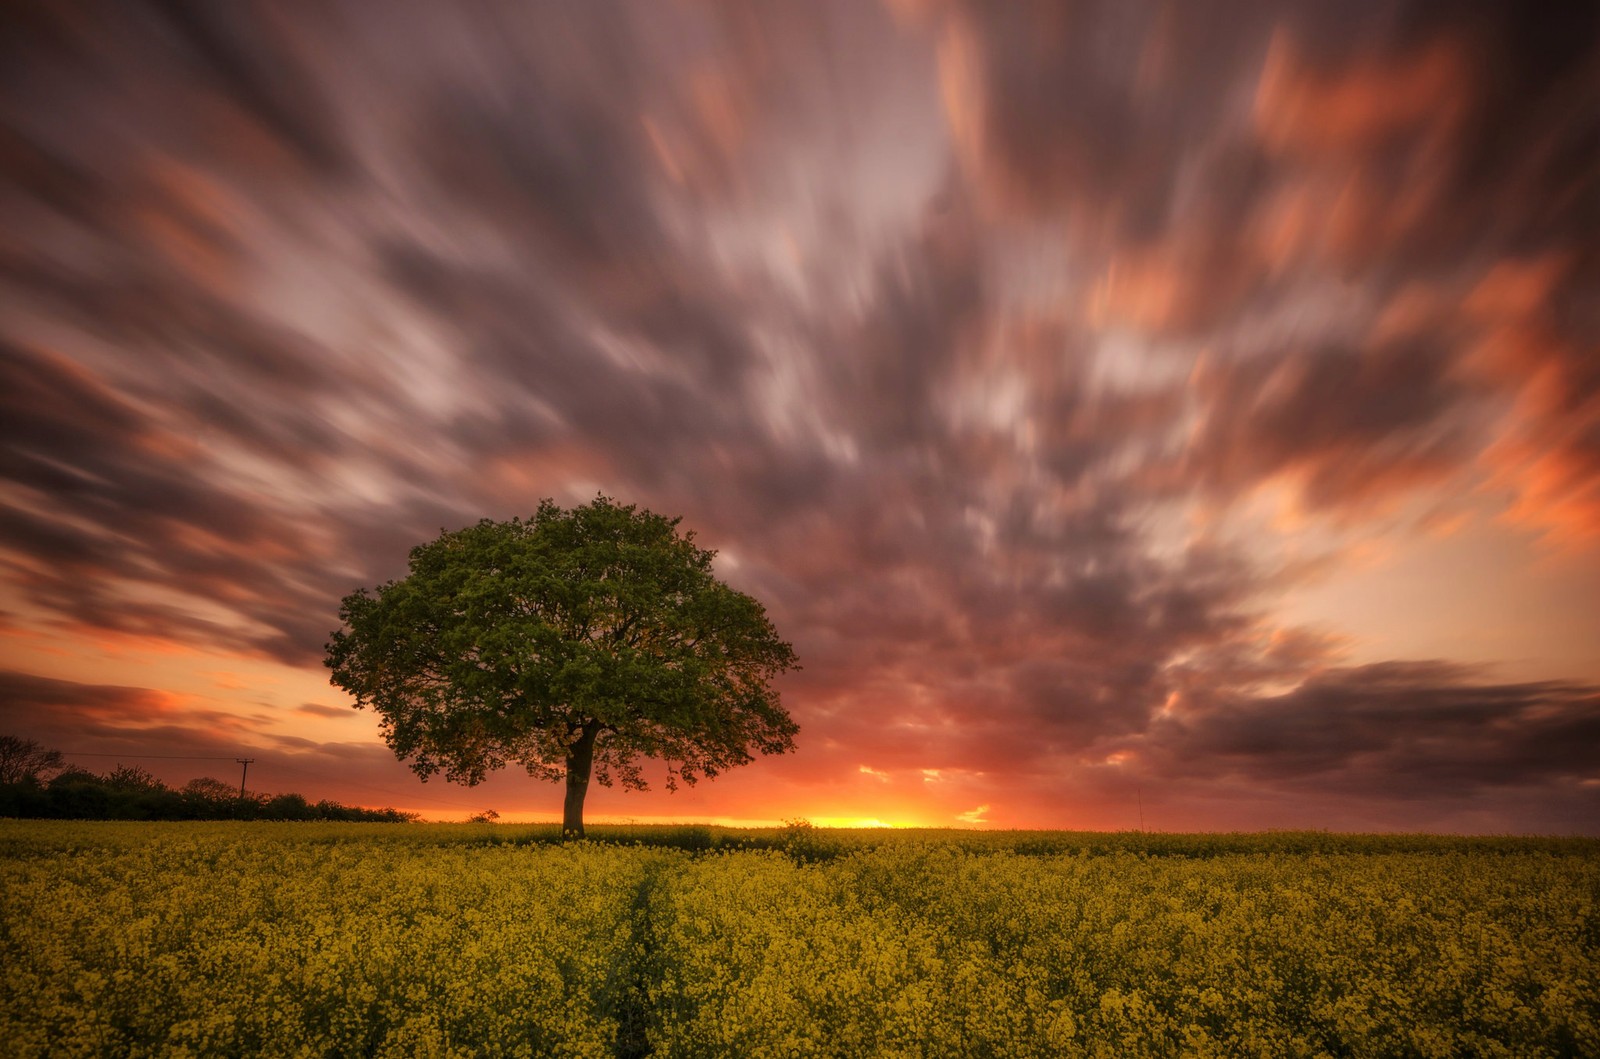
326 496 799 836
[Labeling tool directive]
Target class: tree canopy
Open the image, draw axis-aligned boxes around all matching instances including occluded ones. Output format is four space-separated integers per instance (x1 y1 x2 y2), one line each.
0 735 65 786
325 496 800 835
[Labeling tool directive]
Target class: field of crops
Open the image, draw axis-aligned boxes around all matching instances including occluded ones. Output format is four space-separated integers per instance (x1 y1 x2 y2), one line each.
2 822 1595 1057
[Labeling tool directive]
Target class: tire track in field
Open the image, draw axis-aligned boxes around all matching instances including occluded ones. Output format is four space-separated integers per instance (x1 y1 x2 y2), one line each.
612 855 671 1058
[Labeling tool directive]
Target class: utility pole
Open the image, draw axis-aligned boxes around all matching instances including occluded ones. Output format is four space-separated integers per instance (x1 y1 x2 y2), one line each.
236 758 254 798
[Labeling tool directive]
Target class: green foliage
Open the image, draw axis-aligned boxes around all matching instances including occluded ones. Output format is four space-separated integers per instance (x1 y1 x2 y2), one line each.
0 735 65 786
0 742 415 822
1 821 1595 1057
325 496 800 833
102 765 164 792
777 818 837 863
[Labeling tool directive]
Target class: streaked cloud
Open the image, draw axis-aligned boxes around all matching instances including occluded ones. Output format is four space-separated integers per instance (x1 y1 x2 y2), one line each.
1 0 1596 830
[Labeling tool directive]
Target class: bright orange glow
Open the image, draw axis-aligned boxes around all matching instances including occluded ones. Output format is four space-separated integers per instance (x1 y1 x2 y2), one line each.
806 817 904 830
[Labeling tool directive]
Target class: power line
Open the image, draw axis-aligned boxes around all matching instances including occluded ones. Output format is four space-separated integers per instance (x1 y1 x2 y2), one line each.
60 752 249 761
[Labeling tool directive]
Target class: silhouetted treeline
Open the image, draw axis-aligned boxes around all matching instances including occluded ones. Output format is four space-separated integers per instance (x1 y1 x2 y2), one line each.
0 738 415 822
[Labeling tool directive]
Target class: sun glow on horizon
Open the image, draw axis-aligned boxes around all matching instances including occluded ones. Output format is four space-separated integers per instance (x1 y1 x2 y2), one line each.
807 816 903 829
397 809 937 830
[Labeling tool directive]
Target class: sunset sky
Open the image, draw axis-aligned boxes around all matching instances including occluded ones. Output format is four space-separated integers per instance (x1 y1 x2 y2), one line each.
2 1 1597 831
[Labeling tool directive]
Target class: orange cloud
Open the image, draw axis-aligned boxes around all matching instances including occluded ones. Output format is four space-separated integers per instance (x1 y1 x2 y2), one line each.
1459 257 1600 545
1254 31 1469 156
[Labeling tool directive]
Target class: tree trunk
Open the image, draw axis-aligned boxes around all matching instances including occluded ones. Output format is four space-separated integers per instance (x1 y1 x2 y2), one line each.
563 722 600 838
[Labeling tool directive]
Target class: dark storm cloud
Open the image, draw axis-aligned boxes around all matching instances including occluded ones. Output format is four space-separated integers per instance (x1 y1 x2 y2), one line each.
1 1 1596 828
937 0 1271 239
937 0 1598 295
0 340 352 661
1184 335 1482 509
0 668 266 740
0 1 780 660
1144 661 1600 795
1263 1 1599 271
932 0 1600 532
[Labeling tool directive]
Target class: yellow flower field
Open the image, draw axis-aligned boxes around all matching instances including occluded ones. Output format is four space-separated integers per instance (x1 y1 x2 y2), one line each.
2 822 1594 1057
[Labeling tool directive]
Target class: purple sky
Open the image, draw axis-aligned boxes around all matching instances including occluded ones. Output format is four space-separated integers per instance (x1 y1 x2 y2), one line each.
1 0 1597 830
